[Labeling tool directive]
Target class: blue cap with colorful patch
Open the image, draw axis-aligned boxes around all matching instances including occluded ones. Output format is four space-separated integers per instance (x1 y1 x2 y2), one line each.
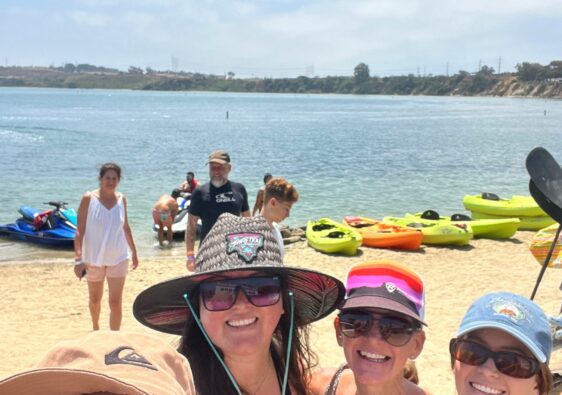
456 291 552 363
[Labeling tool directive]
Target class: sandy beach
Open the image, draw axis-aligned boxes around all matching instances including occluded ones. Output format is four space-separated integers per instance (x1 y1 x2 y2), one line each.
2 231 562 394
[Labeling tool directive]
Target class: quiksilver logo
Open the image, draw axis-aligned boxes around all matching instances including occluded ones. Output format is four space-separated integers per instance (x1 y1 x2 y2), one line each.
105 346 157 371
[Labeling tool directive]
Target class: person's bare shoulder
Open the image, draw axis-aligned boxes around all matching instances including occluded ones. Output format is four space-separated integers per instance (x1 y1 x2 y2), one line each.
405 379 433 395
309 366 338 395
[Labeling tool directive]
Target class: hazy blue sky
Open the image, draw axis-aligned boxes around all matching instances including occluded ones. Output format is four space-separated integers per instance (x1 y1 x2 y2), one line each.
1 0 560 77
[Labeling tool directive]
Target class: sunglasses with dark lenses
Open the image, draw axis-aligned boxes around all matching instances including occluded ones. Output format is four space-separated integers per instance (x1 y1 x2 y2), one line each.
449 339 540 379
338 311 420 347
199 276 281 311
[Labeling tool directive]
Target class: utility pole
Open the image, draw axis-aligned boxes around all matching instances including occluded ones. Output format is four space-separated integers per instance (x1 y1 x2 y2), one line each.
446 62 449 77
417 66 420 77
497 56 502 74
478 59 482 72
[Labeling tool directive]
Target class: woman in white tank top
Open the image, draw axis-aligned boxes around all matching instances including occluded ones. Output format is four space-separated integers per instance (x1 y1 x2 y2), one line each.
73 163 139 331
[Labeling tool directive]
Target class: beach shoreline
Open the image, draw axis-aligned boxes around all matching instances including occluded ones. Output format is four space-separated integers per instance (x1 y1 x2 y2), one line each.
2 231 562 394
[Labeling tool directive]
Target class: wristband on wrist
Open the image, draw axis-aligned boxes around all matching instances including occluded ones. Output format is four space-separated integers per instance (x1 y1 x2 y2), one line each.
74 259 83 265
186 255 195 261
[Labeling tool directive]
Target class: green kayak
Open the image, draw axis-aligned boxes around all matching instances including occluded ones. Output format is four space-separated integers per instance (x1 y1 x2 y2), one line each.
471 211 555 231
406 211 520 239
383 216 473 246
306 218 362 256
463 193 546 217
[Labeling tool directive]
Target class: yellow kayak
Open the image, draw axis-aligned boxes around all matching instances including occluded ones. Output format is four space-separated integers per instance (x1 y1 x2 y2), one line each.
406 211 520 239
306 218 362 256
471 211 555 231
383 216 473 246
463 193 546 217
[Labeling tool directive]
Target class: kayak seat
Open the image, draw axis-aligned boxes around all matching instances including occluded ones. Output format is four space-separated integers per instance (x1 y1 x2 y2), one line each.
313 224 335 231
326 231 345 238
482 192 500 201
352 222 373 229
451 213 472 221
421 210 440 220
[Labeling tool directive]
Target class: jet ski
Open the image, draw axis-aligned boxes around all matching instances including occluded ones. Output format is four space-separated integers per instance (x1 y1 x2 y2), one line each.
153 194 201 239
0 201 77 248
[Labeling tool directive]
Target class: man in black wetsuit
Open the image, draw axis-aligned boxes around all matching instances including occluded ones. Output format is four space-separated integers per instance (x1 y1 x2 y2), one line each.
185 150 250 271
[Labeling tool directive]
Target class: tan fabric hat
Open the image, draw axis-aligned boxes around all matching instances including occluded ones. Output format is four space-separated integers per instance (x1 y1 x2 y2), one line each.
207 150 231 164
0 331 195 395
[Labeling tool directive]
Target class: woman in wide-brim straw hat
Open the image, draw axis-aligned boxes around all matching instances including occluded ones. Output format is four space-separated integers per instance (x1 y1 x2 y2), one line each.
133 213 345 395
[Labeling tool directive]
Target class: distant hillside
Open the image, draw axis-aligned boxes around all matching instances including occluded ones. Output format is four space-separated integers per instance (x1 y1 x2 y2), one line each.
1 61 561 98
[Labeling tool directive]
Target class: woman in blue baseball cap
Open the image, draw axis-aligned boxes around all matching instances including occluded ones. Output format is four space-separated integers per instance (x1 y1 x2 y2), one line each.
450 291 553 395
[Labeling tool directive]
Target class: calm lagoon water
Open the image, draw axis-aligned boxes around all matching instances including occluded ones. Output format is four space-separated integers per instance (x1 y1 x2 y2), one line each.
1 87 561 262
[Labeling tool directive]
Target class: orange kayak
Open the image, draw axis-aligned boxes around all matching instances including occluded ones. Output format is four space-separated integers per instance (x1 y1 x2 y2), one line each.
343 216 423 250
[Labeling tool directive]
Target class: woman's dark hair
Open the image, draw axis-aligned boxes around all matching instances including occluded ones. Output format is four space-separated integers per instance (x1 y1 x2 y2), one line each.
179 275 315 395
99 162 122 180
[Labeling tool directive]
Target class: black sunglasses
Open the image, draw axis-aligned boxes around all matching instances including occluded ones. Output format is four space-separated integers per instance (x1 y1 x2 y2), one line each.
449 338 540 379
338 311 420 347
199 276 281 311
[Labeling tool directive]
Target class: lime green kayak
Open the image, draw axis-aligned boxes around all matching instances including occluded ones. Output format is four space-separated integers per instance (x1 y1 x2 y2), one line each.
406 212 520 239
471 211 555 231
306 218 362 255
382 216 473 246
463 194 546 217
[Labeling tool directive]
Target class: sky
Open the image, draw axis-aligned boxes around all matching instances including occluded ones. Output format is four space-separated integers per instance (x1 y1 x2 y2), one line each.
1 0 561 78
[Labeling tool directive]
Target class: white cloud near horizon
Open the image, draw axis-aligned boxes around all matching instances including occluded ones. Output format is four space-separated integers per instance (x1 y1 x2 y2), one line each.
1 0 561 77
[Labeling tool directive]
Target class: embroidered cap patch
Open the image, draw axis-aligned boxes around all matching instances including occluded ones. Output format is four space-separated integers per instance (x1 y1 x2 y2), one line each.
226 233 265 263
492 301 525 321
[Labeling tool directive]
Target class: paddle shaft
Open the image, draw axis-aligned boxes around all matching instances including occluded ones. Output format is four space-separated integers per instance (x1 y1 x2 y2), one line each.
531 224 562 300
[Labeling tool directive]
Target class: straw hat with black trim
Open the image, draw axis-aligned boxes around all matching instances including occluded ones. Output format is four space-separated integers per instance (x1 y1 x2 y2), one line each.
133 213 345 335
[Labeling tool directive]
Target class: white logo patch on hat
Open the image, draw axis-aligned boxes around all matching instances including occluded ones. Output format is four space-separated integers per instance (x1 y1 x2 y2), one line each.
492 301 525 322
385 283 398 293
226 233 264 263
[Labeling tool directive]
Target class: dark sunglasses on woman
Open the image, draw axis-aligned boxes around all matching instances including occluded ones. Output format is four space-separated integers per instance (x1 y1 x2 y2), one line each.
449 338 540 379
338 311 421 347
199 276 281 311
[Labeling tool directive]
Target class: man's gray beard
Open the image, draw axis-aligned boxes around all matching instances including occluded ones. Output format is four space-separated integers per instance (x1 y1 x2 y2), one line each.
211 179 227 188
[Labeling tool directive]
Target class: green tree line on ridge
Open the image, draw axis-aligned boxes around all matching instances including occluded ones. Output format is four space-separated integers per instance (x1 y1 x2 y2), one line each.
1 60 561 97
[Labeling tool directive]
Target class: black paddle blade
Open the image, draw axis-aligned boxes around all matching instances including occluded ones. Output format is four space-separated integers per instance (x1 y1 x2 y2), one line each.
526 147 562 211
529 180 562 224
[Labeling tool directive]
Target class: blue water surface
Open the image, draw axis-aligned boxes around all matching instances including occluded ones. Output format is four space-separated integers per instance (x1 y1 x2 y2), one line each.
1 87 560 262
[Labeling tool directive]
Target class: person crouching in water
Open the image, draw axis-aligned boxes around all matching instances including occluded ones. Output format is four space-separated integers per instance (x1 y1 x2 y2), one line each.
152 190 179 247
133 213 346 395
450 291 553 395
311 260 431 395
